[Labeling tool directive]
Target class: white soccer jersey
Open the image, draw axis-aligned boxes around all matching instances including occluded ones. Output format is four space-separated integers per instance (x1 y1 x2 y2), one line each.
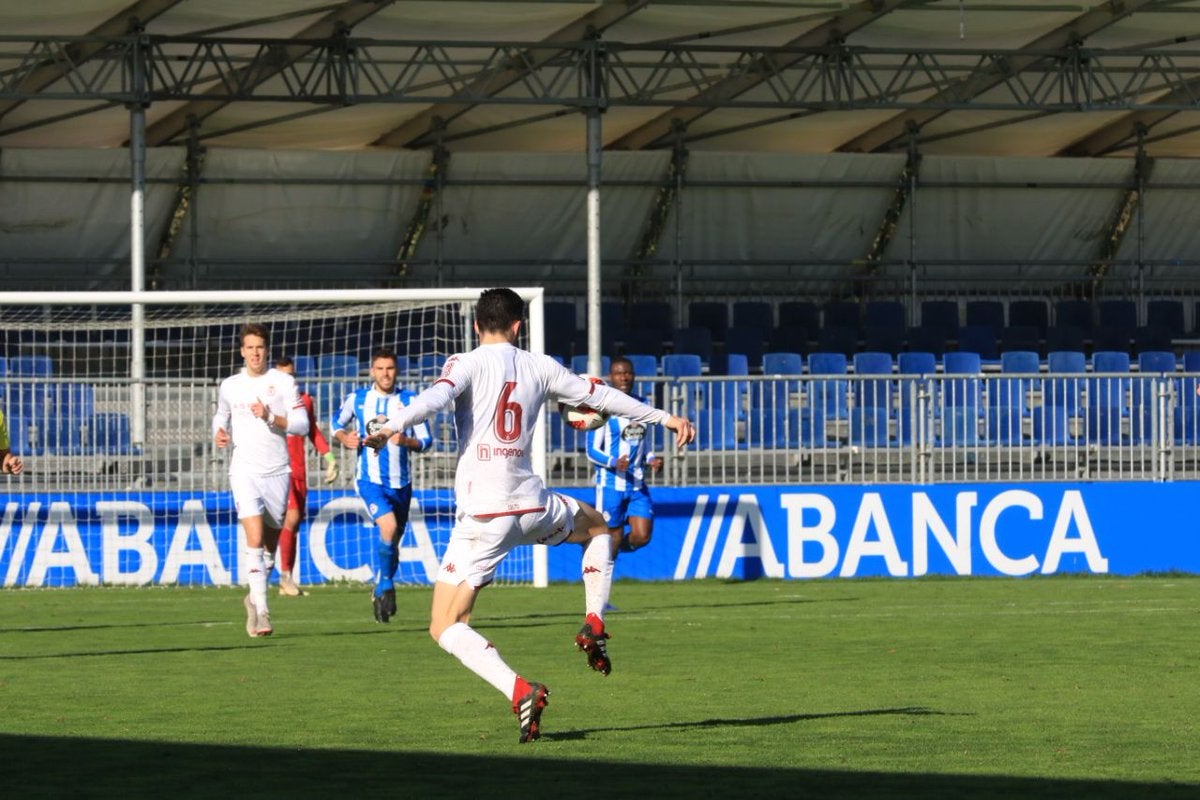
212 367 308 477
383 342 671 517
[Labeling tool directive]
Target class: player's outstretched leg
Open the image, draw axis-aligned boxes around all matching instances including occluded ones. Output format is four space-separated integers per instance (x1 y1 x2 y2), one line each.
512 678 550 744
575 612 611 676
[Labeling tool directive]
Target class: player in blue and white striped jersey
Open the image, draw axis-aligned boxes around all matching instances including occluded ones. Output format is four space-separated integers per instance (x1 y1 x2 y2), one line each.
586 356 664 560
331 347 433 623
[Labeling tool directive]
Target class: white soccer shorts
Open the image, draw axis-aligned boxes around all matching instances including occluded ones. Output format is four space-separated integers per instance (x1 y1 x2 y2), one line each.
438 492 578 589
230 471 290 529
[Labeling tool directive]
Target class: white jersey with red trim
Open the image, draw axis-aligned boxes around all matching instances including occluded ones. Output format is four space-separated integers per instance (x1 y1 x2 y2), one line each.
384 342 670 517
212 367 307 477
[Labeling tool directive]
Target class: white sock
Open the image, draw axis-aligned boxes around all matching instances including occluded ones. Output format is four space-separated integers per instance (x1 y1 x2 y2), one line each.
245 546 269 612
262 548 276 575
581 533 613 619
438 622 518 698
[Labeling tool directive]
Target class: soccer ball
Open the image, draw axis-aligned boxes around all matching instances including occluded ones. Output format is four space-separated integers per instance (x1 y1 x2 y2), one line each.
559 375 609 431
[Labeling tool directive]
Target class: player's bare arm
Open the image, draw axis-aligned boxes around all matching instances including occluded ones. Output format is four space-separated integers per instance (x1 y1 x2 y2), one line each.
335 429 360 449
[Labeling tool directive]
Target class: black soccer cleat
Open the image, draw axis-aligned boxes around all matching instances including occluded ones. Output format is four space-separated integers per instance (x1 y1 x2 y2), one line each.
513 682 550 744
574 613 611 676
383 588 397 618
372 592 390 623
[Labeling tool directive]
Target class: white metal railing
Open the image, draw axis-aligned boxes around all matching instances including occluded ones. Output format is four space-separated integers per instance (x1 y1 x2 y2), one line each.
5 371 1200 493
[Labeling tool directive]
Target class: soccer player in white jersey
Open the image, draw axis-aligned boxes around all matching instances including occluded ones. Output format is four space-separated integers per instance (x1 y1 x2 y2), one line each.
212 323 309 637
587 356 663 561
364 288 695 743
332 347 432 623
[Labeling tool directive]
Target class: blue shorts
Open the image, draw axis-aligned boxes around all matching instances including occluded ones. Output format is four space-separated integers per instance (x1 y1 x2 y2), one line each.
357 480 413 525
595 484 653 529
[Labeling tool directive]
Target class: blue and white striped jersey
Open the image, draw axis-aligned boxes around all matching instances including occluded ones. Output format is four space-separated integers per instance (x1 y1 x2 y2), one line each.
587 398 656 492
333 386 432 489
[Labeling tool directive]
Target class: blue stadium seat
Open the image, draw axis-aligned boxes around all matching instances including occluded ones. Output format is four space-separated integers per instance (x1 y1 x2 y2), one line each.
1008 301 1049 337
696 405 739 450
1176 351 1200 444
1133 350 1176 443
1044 324 1085 354
815 325 858 358
808 351 849 423
1054 300 1093 335
662 353 705 412
852 351 894 412
757 351 802 419
865 301 906 330
571 354 610 377
956 325 999 360
849 405 893 448
601 300 624 355
672 326 713 363
92 412 135 455
7 355 53 376
1045 350 1086 414
768 325 809 355
778 301 820 334
1099 299 1137 332
965 300 1005 333
724 326 766 371
906 326 949 357
1033 403 1076 446
732 301 773 331
622 327 665 358
822 301 860 331
1000 325 1041 354
1089 351 1131 443
1146 300 1185 340
688 301 728 344
995 351 1040 415
942 351 983 415
630 301 674 334
920 300 960 338
317 354 360 377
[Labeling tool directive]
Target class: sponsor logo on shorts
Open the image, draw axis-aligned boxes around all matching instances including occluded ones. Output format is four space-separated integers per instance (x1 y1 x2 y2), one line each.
368 503 378 515
444 563 456 574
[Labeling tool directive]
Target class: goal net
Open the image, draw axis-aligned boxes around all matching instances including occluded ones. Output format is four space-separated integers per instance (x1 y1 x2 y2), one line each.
0 289 549 589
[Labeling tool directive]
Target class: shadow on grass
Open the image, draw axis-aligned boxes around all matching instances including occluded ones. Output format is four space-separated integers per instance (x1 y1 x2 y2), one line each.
546 706 969 740
0 733 1194 800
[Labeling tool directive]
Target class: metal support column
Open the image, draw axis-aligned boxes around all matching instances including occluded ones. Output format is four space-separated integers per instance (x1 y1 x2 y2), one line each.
585 35 607 378
128 32 149 451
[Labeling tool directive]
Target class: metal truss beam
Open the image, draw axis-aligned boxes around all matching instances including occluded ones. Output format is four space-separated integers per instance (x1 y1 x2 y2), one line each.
606 0 914 151
141 0 391 145
374 0 650 149
837 0 1159 153
5 35 1200 120
0 0 185 122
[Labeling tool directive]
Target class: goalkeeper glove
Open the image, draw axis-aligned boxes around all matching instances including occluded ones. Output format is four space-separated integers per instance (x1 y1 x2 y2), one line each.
323 452 340 484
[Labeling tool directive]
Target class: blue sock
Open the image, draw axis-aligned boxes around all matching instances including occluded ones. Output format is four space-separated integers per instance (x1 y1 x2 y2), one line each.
375 540 398 595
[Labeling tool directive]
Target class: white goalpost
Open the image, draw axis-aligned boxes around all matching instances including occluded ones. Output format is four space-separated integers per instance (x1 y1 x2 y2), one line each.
0 288 549 589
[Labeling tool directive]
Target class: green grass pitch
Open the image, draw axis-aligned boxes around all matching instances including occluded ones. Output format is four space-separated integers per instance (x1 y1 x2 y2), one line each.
1 576 1197 799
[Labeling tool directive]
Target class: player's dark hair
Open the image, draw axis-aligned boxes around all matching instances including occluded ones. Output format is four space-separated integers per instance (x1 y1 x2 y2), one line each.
476 288 524 333
371 346 398 366
274 356 294 369
241 322 270 346
611 355 634 375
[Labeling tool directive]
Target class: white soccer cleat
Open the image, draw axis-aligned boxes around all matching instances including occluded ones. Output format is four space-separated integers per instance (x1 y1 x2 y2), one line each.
278 571 303 597
243 594 258 638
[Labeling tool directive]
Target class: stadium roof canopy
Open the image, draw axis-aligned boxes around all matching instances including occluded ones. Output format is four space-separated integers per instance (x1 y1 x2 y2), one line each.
5 0 1200 158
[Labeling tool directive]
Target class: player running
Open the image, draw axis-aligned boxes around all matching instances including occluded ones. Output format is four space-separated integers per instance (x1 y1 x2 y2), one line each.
332 347 432 623
212 323 309 637
364 288 694 743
